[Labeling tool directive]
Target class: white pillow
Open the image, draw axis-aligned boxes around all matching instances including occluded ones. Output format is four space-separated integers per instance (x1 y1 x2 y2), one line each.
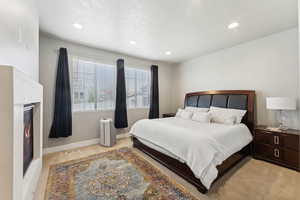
175 108 184 117
185 106 209 113
191 112 211 123
209 111 236 125
209 106 247 124
180 110 193 120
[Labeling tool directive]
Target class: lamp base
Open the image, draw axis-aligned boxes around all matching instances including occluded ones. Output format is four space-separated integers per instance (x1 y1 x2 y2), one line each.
266 110 289 132
278 124 288 131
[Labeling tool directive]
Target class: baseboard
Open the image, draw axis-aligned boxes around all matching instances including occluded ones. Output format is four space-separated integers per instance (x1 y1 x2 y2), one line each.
43 133 130 155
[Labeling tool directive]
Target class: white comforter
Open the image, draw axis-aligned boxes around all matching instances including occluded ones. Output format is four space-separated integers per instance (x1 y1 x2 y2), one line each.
130 117 252 189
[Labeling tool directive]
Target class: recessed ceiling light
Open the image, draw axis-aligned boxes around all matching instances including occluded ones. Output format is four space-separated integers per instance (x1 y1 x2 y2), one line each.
73 23 83 29
130 41 136 45
228 22 239 29
165 51 172 55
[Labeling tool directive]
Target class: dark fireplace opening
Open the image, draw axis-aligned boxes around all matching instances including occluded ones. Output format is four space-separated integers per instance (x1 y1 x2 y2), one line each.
24 104 34 176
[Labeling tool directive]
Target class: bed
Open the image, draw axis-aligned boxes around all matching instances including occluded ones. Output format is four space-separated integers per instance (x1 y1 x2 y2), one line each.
131 90 256 193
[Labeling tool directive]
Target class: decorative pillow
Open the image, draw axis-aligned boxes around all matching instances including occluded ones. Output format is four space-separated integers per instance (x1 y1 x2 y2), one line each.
180 110 193 120
191 112 211 123
185 106 209 113
209 111 236 125
209 106 247 124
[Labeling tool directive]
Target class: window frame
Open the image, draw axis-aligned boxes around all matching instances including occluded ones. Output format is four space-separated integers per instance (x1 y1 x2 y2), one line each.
125 66 151 109
70 55 151 113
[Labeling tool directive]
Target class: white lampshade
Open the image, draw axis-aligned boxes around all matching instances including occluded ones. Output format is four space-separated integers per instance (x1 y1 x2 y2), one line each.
266 97 296 110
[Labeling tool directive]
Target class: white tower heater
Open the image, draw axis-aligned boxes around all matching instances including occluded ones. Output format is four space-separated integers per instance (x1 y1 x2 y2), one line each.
99 118 115 147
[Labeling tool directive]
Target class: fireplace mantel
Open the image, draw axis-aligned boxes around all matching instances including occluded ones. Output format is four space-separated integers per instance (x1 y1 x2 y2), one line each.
0 66 43 200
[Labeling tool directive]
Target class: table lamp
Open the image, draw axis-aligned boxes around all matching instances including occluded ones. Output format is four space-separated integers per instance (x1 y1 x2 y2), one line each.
266 97 296 130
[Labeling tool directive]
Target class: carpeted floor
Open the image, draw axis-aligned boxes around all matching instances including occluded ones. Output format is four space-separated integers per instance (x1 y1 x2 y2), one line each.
35 138 300 200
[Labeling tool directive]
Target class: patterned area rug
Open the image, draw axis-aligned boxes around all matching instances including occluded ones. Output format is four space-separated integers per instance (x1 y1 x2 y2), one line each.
45 147 197 200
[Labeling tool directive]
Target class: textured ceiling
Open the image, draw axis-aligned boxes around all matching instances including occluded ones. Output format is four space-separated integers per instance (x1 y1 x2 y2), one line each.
38 0 298 62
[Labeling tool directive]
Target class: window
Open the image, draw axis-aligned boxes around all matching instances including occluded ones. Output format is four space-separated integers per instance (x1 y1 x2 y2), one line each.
125 68 151 108
72 58 150 112
72 59 115 111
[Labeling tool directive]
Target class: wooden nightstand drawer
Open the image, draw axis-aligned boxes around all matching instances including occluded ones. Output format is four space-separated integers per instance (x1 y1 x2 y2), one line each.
254 143 299 169
282 134 299 151
254 131 282 146
255 130 299 151
254 143 282 161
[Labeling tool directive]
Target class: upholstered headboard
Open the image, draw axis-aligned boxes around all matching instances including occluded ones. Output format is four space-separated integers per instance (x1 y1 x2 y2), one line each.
184 90 256 132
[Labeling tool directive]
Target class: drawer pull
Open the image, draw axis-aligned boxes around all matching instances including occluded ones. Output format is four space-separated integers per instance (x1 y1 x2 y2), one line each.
274 136 279 145
274 149 280 158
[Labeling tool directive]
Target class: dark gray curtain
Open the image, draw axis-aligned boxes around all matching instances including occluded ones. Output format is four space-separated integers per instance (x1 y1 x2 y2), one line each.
149 65 159 119
114 59 128 128
49 48 72 138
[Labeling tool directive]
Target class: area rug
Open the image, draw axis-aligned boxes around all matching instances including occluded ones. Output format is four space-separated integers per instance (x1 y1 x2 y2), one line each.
45 147 197 200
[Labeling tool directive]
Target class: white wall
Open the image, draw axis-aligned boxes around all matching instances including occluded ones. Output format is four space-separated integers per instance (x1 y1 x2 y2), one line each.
0 0 39 81
173 28 299 129
39 34 174 148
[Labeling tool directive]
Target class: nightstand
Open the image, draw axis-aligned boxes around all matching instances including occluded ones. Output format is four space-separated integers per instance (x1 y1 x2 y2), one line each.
162 113 176 118
253 125 300 171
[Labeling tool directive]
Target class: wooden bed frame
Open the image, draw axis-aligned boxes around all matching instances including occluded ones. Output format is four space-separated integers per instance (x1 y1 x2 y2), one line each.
132 90 256 193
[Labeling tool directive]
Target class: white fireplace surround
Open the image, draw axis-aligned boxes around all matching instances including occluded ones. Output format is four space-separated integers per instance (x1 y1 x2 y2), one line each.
0 66 43 200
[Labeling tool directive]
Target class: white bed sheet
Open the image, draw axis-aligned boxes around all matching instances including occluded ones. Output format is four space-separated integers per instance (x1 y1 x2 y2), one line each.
130 117 252 189
137 137 185 162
